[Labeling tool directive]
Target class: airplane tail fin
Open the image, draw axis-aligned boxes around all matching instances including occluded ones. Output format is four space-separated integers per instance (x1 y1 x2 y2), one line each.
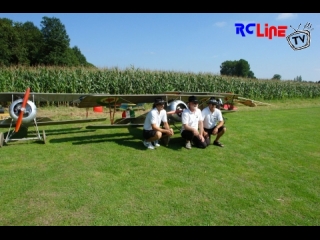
236 97 271 107
237 99 257 107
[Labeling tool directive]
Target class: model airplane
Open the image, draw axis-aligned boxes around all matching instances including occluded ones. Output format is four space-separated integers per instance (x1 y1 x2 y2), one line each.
0 88 261 147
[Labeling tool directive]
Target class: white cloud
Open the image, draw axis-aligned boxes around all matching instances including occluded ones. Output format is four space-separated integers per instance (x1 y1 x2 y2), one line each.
214 21 227 27
276 13 298 20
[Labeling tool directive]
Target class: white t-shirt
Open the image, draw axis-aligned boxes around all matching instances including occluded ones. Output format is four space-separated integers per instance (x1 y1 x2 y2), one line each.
181 108 203 131
201 106 223 129
143 108 168 130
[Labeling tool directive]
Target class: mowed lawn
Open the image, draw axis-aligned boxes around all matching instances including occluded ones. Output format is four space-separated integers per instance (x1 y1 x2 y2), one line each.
0 98 319 226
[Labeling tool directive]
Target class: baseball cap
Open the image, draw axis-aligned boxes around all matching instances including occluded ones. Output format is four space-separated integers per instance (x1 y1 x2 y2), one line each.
188 96 198 103
207 97 218 105
154 98 166 105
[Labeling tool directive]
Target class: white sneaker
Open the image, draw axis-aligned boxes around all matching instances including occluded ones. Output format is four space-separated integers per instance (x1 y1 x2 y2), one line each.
143 140 154 150
153 140 160 147
185 141 192 149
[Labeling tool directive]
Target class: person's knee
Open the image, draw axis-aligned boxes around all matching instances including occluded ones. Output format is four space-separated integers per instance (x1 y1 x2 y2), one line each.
156 131 162 139
198 142 207 148
195 138 207 149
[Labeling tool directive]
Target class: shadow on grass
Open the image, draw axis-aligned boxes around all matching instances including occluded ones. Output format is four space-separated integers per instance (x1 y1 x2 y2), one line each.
49 132 135 144
125 125 185 151
41 127 83 134
108 137 185 151
1 128 42 147
48 125 186 151
40 127 97 136
1 127 95 138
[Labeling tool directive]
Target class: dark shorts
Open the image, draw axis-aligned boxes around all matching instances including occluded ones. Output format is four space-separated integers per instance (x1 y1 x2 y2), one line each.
143 129 168 140
181 130 207 149
143 129 156 140
204 125 225 135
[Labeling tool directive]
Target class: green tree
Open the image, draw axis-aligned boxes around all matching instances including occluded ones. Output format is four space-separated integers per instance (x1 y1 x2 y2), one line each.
19 21 44 66
272 74 281 80
0 18 29 66
235 59 250 77
220 60 236 76
220 59 255 78
40 16 71 66
71 46 88 66
248 70 256 79
0 18 14 66
0 16 94 67
294 75 302 81
10 22 30 65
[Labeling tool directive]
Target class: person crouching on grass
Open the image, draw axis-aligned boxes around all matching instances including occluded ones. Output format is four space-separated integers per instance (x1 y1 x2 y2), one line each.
201 97 226 147
180 96 208 149
142 98 174 150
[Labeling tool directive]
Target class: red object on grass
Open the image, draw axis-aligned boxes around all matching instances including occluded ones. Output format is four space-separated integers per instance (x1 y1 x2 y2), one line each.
93 106 103 112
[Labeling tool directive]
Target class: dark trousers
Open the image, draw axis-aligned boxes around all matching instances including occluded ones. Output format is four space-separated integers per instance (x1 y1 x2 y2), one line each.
181 130 207 148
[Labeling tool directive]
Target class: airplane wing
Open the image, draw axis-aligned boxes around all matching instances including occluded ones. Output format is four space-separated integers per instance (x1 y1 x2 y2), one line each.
162 91 240 107
75 94 171 108
0 91 238 106
74 92 239 108
163 91 240 97
0 91 263 108
0 92 86 102
164 91 270 108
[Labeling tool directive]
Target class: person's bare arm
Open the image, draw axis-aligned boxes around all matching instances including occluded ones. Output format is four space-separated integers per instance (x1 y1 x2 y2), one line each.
198 121 205 141
152 123 173 135
183 124 200 137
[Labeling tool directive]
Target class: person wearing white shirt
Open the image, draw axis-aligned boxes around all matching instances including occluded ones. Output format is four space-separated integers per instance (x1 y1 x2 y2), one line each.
181 96 208 149
201 97 226 147
142 98 174 150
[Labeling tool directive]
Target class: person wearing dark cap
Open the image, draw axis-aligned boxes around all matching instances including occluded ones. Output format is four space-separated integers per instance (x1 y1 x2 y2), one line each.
180 95 208 149
142 98 174 149
201 97 226 147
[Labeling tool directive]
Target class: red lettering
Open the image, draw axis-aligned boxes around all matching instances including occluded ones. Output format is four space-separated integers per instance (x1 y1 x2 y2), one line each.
253 23 288 39
268 26 277 39
256 24 264 37
265 24 269 37
277 26 288 37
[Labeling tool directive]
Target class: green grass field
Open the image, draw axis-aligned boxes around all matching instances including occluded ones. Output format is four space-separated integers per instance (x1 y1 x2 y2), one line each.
0 98 319 226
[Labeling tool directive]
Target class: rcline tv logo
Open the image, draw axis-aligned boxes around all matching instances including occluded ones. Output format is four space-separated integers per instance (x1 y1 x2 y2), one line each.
286 22 313 51
235 22 313 51
235 23 288 39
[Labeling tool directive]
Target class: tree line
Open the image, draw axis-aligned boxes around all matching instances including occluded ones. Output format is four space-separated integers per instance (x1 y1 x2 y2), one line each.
272 74 309 82
0 16 94 67
220 59 310 82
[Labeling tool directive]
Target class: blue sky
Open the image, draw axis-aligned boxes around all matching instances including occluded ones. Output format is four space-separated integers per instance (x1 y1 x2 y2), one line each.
1 13 319 82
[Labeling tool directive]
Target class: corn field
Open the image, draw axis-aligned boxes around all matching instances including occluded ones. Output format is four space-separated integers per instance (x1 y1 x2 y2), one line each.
0 65 319 101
